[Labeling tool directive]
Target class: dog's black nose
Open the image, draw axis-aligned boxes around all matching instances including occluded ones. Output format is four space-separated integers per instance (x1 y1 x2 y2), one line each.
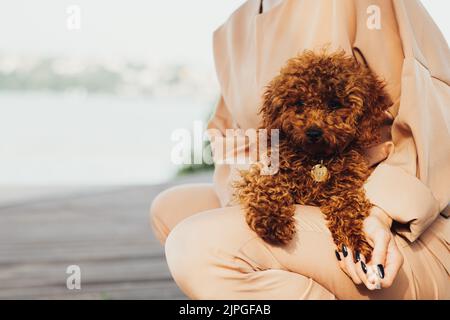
306 128 323 140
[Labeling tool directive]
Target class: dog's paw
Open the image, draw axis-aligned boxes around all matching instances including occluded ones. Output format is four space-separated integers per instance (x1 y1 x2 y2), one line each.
251 214 296 246
332 235 373 262
346 238 373 262
358 239 373 262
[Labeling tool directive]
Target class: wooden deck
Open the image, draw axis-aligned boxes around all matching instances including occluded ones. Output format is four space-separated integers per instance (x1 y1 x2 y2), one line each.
0 173 212 299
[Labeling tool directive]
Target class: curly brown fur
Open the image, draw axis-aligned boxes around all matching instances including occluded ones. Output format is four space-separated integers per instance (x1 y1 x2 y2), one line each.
234 50 392 261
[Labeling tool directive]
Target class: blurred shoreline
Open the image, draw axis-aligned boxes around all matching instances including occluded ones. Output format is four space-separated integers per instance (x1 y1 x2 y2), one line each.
0 53 218 100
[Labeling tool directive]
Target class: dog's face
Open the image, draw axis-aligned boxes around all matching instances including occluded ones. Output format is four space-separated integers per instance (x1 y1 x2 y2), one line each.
261 51 391 156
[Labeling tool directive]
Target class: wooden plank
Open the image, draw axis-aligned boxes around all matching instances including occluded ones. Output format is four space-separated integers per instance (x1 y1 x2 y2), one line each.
0 172 212 299
0 281 187 300
0 258 171 288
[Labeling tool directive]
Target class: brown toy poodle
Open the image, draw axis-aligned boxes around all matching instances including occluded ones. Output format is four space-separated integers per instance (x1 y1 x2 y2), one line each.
234 50 392 261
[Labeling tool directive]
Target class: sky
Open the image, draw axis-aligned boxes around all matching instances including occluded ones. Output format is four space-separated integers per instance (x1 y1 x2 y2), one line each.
0 0 448 69
0 0 246 68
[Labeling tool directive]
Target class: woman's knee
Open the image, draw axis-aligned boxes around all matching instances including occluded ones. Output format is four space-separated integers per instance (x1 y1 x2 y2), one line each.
164 212 216 299
164 208 255 299
149 187 178 244
149 184 221 245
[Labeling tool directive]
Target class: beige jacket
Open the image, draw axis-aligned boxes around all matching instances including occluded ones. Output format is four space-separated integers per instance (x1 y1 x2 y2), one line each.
207 0 450 245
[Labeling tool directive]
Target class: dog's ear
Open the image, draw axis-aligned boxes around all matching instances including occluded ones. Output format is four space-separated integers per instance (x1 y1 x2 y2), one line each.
353 61 393 146
346 48 392 146
259 79 285 132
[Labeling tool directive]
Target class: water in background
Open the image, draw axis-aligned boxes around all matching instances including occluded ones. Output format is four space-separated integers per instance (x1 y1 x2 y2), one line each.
0 91 212 186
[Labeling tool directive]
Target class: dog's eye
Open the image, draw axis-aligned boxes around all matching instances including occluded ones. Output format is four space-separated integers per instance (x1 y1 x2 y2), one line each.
328 99 342 110
297 100 305 107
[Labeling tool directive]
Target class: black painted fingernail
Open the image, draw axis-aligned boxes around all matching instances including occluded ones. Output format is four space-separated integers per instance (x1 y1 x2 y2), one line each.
361 261 367 274
342 245 348 257
377 264 385 279
355 251 361 262
335 250 341 261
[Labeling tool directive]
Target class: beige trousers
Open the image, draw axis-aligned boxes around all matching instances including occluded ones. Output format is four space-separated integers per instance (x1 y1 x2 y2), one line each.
150 183 450 300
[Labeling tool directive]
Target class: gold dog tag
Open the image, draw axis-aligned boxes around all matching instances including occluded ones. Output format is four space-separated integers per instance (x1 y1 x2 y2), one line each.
311 161 329 182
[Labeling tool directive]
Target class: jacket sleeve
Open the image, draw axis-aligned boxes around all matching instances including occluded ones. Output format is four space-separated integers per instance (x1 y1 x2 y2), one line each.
355 0 450 242
207 95 253 207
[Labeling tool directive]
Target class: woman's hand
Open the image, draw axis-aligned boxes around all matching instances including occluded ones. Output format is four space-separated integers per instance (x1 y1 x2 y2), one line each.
335 206 404 290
